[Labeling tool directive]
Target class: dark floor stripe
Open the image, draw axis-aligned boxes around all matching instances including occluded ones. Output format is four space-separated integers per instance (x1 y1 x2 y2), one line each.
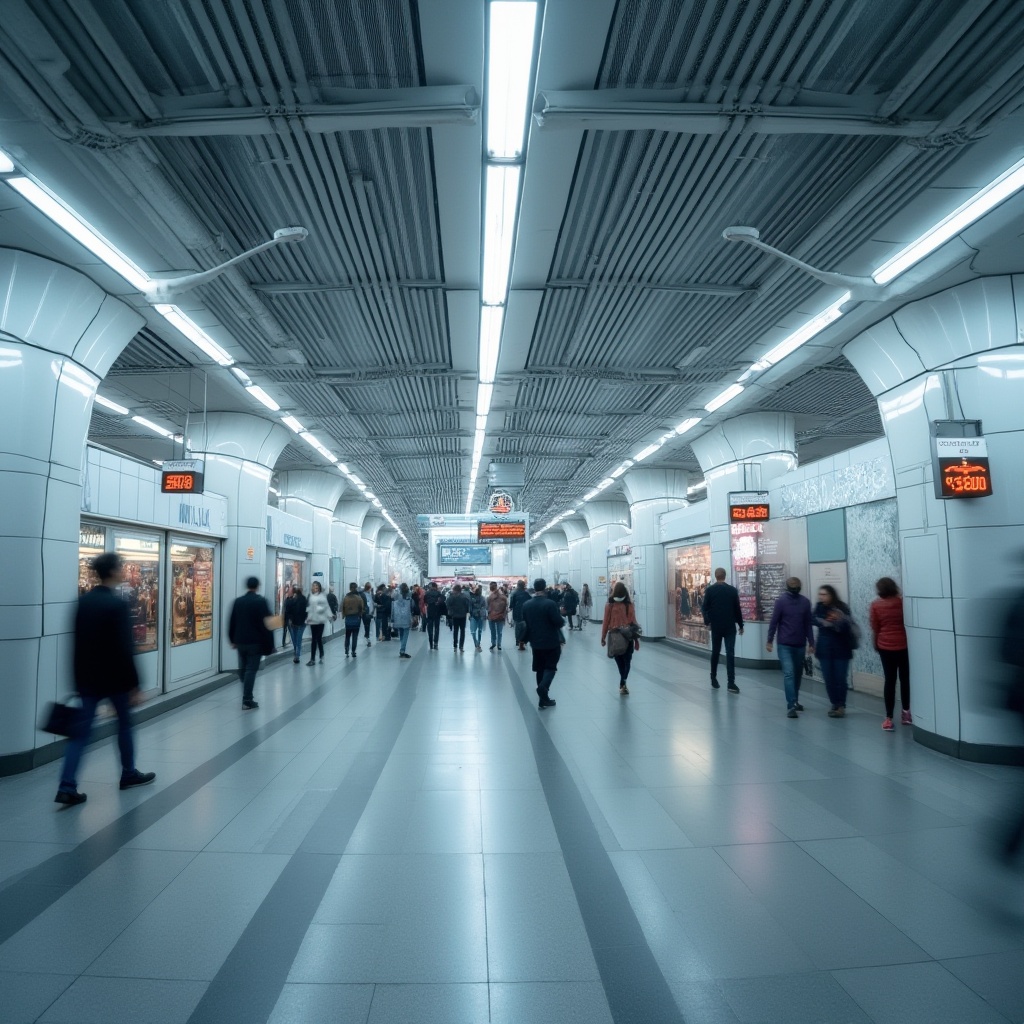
186 658 422 1024
0 659 364 945
504 656 686 1024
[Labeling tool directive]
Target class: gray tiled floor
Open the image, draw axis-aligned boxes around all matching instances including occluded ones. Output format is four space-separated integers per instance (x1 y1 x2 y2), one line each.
2 627 1023 1023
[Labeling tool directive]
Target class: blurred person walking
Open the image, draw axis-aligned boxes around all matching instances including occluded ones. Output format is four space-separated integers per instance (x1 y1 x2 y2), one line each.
424 581 445 650
813 584 855 717
508 579 529 649
601 581 641 696
870 577 911 731
702 567 744 693
306 581 332 665
361 583 375 647
579 583 593 629
229 575 274 709
766 577 815 718
375 584 393 642
561 583 580 630
55 552 156 806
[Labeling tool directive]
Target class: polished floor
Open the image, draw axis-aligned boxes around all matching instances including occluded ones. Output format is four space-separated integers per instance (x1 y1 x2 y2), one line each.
2 624 1024 1024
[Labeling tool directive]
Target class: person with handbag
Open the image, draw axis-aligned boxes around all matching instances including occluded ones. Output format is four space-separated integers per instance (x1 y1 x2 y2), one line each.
601 581 641 695
305 581 333 666
229 575 275 708
55 552 156 806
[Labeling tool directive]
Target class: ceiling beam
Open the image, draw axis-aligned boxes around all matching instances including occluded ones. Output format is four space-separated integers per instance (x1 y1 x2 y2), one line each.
547 279 756 297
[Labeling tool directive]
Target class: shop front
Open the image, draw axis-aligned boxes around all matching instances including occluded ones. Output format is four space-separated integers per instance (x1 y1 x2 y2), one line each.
665 538 712 647
266 506 314 649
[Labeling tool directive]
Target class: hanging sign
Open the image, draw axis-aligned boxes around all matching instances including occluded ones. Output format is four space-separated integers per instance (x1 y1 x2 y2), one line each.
489 491 515 515
931 420 993 499
728 490 770 522
478 520 526 542
161 459 205 494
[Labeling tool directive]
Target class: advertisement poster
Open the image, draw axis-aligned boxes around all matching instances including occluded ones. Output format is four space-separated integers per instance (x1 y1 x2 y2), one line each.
171 543 214 646
115 533 161 653
666 540 711 645
192 549 214 642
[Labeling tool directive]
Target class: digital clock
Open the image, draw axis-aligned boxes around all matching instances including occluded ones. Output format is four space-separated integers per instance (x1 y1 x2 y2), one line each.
161 471 203 494
938 457 992 498
729 503 770 522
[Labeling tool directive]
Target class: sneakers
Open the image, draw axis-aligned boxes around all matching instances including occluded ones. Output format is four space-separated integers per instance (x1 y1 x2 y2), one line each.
366 640 371 648
120 769 156 790
54 789 87 806
794 703 805 712
787 708 799 718
901 709 913 725
497 646 502 651
292 657 300 664
345 651 350 658
827 707 845 718
711 678 720 689
489 644 495 650
728 683 740 694
306 659 316 666
399 652 412 659
538 699 557 709
882 717 895 731
242 699 259 710
620 684 629 696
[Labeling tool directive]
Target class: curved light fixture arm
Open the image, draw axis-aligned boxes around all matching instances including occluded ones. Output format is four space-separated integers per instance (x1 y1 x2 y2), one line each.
143 226 308 302
722 226 897 302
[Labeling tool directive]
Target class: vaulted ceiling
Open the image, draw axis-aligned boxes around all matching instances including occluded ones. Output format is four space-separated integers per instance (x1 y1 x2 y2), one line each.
1 0 1023 565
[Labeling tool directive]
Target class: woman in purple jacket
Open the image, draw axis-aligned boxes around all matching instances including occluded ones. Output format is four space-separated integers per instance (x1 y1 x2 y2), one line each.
766 577 815 718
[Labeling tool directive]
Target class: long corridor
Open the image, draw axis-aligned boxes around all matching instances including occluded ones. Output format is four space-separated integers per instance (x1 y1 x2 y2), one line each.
2 627 1023 1024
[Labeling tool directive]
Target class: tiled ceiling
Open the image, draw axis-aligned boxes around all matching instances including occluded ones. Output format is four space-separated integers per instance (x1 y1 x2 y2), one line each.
1 1 1023 564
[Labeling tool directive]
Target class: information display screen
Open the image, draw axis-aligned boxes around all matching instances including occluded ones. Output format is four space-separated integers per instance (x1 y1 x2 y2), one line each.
938 457 992 497
439 544 492 565
161 471 202 493
729 502 770 522
478 520 526 542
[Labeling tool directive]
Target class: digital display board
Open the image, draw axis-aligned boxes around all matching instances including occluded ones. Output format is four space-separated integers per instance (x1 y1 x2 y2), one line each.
160 460 205 495
938 457 992 497
729 502 770 522
932 425 992 499
478 520 526 542
439 544 492 565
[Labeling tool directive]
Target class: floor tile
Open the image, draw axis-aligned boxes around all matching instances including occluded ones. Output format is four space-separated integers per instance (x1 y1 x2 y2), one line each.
38 976 208 1023
366 983 489 1023
267 983 374 1024
0 970 75 1024
490 981 614 1023
722 971 874 1023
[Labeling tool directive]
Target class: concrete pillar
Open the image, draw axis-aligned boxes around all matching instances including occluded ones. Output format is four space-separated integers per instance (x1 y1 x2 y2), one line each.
277 471 347 595
541 530 569 584
0 250 145 770
374 528 398 583
333 498 370 587
844 275 1024 762
189 412 291 669
690 412 797 662
620 469 689 639
581 500 631 606
529 545 547 581
561 519 589 590
360 515 384 584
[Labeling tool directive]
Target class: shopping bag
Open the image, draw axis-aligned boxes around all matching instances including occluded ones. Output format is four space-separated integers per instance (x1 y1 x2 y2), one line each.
40 697 81 737
264 614 284 631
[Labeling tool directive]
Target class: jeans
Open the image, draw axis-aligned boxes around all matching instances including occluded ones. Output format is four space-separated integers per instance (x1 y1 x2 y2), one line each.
819 655 850 708
777 644 805 708
236 643 262 701
614 645 634 683
345 625 360 654
710 629 737 684
426 615 441 647
878 647 910 717
469 617 484 647
59 691 135 790
362 613 373 639
309 624 325 660
489 619 504 648
288 624 305 658
451 616 467 649
397 627 410 653
377 614 390 640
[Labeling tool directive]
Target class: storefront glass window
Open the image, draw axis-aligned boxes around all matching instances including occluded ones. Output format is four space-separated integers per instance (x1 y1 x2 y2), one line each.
78 523 105 596
113 532 161 653
275 557 304 616
170 543 215 645
666 540 711 645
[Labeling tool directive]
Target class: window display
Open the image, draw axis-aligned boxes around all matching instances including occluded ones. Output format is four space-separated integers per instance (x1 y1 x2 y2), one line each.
170 543 214 646
666 540 711 645
78 523 105 595
113 533 161 653
275 557 304 616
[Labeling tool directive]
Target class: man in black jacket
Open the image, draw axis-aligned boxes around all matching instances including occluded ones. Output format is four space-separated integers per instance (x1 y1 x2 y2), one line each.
509 579 530 650
522 578 566 709
702 567 744 693
55 552 156 806
229 576 274 710
561 584 580 630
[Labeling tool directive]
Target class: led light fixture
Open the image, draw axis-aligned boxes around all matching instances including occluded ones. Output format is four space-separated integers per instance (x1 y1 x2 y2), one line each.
476 382 494 417
245 385 280 411
299 431 337 462
633 443 661 462
154 304 234 366
0 147 14 173
132 415 175 439
486 2 539 159
281 415 304 433
610 461 633 478
704 383 744 413
873 155 1024 285
751 294 849 370
674 417 702 435
479 305 504 383
481 164 522 305
95 393 129 415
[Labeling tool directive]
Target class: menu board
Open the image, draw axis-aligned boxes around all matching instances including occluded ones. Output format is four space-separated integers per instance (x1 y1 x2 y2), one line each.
478 520 526 542
730 523 759 622
756 563 787 620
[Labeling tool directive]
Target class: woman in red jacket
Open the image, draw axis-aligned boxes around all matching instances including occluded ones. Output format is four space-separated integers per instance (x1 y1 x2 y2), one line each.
869 577 911 731
601 581 640 696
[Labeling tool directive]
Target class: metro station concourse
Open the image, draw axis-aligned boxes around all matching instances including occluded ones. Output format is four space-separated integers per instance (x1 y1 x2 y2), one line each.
2 2 1024 1022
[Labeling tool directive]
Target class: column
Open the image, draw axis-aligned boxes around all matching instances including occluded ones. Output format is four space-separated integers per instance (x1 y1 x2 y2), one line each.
844 275 1024 762
561 519 589 590
690 412 797 663
374 529 398 584
541 530 569 584
0 250 144 771
620 468 689 640
333 498 370 587
189 411 292 669
581 500 631 606
277 470 347 594
360 515 384 584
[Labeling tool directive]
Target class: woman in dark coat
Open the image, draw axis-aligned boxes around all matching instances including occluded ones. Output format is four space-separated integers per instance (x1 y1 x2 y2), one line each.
813 584 854 717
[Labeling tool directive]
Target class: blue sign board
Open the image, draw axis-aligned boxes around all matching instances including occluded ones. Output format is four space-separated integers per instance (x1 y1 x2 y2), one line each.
438 544 492 565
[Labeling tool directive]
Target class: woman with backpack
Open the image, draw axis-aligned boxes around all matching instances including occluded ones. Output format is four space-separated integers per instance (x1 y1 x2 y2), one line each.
813 584 856 717
601 581 641 695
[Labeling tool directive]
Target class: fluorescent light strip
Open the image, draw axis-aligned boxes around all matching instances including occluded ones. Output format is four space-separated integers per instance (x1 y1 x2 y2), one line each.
479 305 504 383
245 385 280 411
476 382 494 417
873 155 1024 285
299 431 337 463
674 416 702 435
705 383 744 413
633 443 661 462
0 147 14 173
231 367 253 386
154 304 234 366
751 293 849 370
95 393 129 415
486 2 538 159
481 164 522 305
281 415 304 433
132 415 174 439
610 461 633 478
5 176 151 292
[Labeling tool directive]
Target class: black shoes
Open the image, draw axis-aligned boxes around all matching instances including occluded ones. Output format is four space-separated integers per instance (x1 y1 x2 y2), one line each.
711 678 720 689
120 770 156 790
538 699 556 709
399 652 412 659
795 702 804 711
306 659 316 666
292 657 300 663
54 789 86 806
787 708 799 718
728 683 740 694
242 699 259 710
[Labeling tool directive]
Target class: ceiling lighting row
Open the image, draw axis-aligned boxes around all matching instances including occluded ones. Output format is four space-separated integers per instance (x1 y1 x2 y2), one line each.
466 1 539 515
